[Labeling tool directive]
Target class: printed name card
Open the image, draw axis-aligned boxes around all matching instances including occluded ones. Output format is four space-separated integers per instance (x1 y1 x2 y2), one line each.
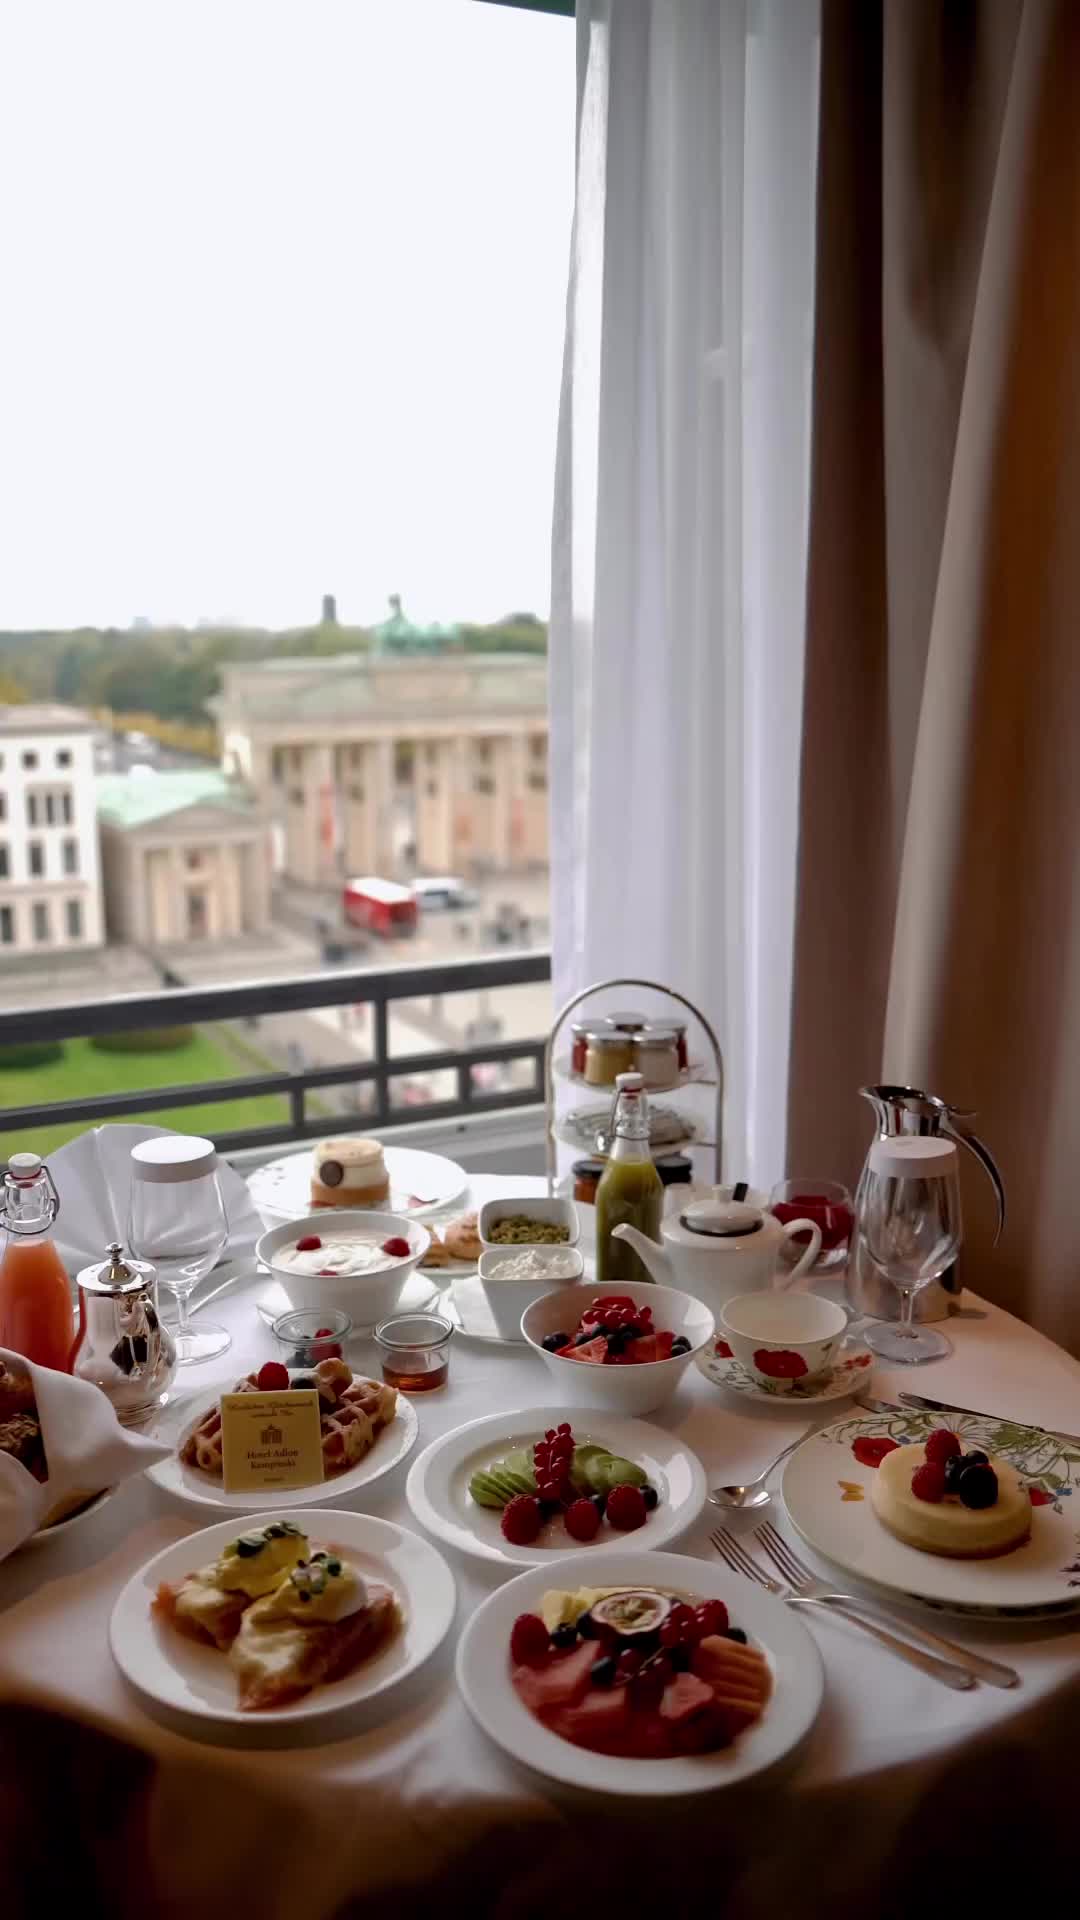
220 1390 323 1492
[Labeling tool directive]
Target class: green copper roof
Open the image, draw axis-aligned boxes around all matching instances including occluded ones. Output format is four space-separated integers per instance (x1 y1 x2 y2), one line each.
95 769 252 829
373 595 461 654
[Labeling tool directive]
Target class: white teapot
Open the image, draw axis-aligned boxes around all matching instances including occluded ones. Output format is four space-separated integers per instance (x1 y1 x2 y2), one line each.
612 1190 822 1310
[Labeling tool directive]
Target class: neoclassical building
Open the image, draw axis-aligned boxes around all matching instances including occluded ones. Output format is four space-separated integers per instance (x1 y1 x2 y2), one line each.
214 612 549 886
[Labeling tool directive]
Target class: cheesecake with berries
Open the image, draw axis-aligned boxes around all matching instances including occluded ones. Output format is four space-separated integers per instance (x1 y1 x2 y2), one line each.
870 1429 1032 1558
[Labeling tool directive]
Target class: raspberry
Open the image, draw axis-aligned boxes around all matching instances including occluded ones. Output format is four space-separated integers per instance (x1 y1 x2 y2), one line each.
509 1613 550 1665
501 1494 542 1545
925 1428 962 1466
381 1236 412 1258
564 1498 601 1542
911 1461 947 1503
295 1235 322 1252
256 1361 289 1391
606 1483 647 1531
694 1599 729 1641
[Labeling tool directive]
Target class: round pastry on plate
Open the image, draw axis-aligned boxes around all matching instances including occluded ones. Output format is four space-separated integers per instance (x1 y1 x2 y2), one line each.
444 1212 483 1262
871 1439 1032 1559
310 1137 390 1209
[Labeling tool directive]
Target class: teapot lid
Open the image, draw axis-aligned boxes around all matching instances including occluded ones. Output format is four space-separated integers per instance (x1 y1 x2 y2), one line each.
679 1198 764 1239
78 1240 155 1296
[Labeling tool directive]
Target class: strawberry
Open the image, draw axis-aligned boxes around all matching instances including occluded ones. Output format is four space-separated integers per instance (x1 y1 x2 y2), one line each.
295 1235 322 1252
562 1335 608 1365
256 1361 289 1391
510 1613 550 1665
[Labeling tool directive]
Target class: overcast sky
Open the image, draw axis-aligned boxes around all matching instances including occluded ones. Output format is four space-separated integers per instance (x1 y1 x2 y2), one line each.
0 0 574 630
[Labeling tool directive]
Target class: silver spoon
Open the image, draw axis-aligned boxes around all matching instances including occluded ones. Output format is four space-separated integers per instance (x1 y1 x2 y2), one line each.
707 1431 809 1511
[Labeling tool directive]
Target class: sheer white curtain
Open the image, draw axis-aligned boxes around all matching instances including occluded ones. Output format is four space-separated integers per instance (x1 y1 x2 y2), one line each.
550 0 819 1183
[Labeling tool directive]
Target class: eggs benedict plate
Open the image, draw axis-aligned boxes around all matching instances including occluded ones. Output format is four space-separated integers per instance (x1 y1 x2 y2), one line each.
111 1511 456 1729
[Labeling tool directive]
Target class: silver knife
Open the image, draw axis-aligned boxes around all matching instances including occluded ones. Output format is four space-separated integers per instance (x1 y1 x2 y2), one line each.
866 1391 1080 1449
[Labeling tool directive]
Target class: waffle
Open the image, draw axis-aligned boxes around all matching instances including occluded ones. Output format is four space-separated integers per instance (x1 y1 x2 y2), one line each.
179 1357 397 1481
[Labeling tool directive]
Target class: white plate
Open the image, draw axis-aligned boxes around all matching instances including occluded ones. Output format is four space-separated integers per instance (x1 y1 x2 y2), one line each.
406 1407 708 1569
782 1407 1080 1616
696 1338 874 1404
146 1381 419 1513
247 1145 467 1226
255 1269 444 1336
456 1548 823 1798
110 1509 456 1729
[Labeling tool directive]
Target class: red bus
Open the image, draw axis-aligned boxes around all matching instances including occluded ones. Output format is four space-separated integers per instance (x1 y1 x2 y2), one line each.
343 876 418 939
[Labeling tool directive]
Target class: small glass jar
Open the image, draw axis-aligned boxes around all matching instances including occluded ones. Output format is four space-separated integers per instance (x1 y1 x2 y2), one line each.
605 1009 650 1034
271 1306 353 1368
634 1031 681 1088
655 1151 693 1187
571 1157 606 1205
374 1312 453 1393
584 1033 635 1085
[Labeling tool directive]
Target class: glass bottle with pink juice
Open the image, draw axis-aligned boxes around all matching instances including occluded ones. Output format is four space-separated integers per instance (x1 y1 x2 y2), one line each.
0 1152 74 1370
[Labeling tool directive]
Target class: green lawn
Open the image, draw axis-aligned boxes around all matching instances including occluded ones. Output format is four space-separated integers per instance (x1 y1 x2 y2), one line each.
0 1031 288 1157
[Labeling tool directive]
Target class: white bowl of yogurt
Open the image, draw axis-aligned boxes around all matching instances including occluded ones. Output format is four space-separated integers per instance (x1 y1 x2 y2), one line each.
477 1243 585 1343
256 1210 432 1323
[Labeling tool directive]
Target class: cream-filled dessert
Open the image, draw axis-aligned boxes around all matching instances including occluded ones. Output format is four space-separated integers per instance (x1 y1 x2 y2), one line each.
276 1235 409 1279
871 1433 1032 1559
310 1137 390 1208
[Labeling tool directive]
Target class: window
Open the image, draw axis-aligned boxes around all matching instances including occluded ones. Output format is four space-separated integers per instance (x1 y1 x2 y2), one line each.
60 790 73 825
528 772 547 792
26 793 38 827
62 838 78 876
289 787 304 807
0 905 12 944
350 784 365 802
474 774 495 796
21 750 37 770
0 845 8 879
56 748 72 768
65 899 82 940
28 841 44 878
186 850 203 871
44 792 56 826
32 902 49 943
0 794 5 821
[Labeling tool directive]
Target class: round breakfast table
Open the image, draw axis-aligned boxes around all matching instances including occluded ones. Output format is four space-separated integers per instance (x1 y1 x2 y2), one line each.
2 1172 1079 1919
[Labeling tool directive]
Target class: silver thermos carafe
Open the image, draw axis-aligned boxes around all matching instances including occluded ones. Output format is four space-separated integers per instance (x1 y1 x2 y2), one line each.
848 1086 1005 1322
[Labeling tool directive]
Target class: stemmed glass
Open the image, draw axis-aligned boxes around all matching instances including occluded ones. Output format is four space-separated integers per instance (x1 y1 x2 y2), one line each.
857 1137 961 1364
128 1136 231 1365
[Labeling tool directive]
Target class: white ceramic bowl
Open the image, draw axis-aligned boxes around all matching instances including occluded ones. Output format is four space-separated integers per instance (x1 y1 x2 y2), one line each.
477 1194 579 1249
477 1245 585 1342
256 1209 431 1324
719 1290 848 1390
521 1281 714 1415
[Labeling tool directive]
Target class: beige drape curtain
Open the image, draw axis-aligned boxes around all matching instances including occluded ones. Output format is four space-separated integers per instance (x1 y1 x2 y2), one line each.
788 0 1080 1351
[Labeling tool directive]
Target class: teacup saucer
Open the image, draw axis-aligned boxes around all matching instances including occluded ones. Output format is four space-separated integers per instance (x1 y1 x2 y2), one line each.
695 1338 873 1404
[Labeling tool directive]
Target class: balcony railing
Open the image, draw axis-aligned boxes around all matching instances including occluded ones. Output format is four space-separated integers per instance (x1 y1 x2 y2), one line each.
0 950 551 1154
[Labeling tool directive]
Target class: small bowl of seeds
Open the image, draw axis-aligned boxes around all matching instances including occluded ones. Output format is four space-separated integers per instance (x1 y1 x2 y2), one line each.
477 1195 579 1250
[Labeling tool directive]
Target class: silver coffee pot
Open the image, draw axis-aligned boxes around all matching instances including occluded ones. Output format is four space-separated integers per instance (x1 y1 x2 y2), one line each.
848 1086 1005 1322
70 1240 176 1426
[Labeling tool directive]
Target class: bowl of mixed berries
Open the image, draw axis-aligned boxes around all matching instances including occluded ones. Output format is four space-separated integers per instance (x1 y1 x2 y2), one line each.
522 1284 714 1414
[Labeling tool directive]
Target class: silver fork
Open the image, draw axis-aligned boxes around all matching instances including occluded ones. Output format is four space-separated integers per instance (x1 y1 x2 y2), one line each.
710 1528 976 1689
755 1522 1019 1689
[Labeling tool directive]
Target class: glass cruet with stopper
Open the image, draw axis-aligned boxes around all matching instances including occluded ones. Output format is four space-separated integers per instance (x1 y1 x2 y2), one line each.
0 1152 74 1371
595 1072 664 1286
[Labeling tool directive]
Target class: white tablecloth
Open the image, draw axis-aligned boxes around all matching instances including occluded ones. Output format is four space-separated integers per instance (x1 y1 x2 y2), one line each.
3 1173 1080 1910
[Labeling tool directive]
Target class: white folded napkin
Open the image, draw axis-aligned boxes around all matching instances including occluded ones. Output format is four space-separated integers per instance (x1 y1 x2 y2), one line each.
0 1346 171 1561
46 1122 263 1280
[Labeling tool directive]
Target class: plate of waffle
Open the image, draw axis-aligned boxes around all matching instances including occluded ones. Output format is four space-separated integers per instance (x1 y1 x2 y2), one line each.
146 1358 419 1512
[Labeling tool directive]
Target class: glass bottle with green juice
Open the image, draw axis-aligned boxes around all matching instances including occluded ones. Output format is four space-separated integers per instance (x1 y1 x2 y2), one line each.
595 1072 663 1286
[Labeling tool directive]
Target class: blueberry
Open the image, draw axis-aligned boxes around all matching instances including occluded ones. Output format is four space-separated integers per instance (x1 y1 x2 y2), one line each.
670 1336 691 1356
291 1373 318 1392
539 1499 562 1521
668 1644 692 1672
575 1329 597 1347
577 1610 600 1639
622 1324 644 1341
590 1655 618 1688
958 1464 998 1510
590 1491 607 1515
641 1485 659 1511
542 1332 570 1354
943 1454 964 1489
551 1623 579 1649
963 1449 989 1467
725 1627 748 1645
605 1329 627 1355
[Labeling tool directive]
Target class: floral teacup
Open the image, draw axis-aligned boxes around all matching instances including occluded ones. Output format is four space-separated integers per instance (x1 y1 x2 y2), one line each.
719 1291 848 1392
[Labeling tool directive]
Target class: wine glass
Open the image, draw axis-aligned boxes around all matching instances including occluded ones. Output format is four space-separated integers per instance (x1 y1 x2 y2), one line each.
128 1136 231 1365
857 1137 961 1364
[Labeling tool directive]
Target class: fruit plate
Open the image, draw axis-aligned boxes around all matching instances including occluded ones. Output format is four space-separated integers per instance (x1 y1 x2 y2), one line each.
247 1145 468 1227
456 1549 823 1798
110 1510 456 1731
781 1408 1080 1617
145 1381 419 1513
696 1337 874 1405
405 1408 708 1569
